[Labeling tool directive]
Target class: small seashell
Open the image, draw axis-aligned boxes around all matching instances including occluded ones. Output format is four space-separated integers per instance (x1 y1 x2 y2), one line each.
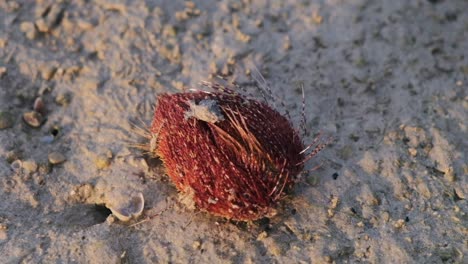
10 160 23 172
108 192 144 222
33 97 46 114
48 152 66 165
23 111 44 128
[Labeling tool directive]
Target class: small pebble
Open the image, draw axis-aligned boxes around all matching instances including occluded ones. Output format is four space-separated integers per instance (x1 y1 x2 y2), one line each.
23 111 44 128
256 231 268 241
0 111 14 129
453 187 465 200
408 148 418 157
0 38 6 48
381 211 390 222
35 18 49 32
38 163 51 174
55 92 72 106
10 160 23 172
40 65 57 81
6 151 21 164
69 183 94 202
0 224 7 241
0 66 7 77
33 97 46 114
95 156 111 170
192 240 202 250
48 152 66 165
19 21 38 40
394 219 406 229
22 160 38 173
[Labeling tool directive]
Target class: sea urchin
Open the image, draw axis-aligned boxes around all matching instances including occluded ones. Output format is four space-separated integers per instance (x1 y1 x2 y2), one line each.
150 83 323 221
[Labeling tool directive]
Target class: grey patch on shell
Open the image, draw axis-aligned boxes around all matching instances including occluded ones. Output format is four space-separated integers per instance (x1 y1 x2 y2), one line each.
184 99 225 124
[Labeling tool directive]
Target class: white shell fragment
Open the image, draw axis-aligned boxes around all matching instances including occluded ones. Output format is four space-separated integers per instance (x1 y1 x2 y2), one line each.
184 99 225 123
107 192 144 222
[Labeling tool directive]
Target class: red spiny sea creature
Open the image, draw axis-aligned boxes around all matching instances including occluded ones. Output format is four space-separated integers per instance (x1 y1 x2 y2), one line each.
150 83 325 221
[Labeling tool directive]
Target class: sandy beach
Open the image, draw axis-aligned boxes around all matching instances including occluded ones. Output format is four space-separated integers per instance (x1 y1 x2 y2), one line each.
0 0 466 263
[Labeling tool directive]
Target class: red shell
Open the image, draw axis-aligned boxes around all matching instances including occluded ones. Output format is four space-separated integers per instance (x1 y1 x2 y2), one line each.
151 90 304 221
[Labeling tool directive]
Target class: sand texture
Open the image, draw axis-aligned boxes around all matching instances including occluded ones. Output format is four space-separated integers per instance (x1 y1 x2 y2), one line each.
0 0 467 263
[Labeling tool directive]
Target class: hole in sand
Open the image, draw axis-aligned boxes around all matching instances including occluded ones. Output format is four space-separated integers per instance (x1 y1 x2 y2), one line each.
93 204 112 223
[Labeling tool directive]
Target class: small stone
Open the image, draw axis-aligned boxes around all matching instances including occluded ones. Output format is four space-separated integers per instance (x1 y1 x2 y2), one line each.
394 219 405 229
55 92 72 106
283 35 292 50
105 149 113 159
95 156 111 170
38 164 51 174
33 97 46 114
323 256 333 263
48 152 66 165
10 160 23 172
22 160 38 173
381 211 390 222
0 231 7 241
192 240 202 250
23 111 44 128
453 186 465 200
69 183 94 203
40 65 57 81
0 38 7 48
35 18 49 32
330 196 339 209
0 224 7 241
235 30 251 43
417 181 431 198
0 111 14 129
408 148 417 157
312 11 323 24
20 22 38 40
77 19 94 30
256 231 268 241
0 67 7 78
34 174 46 185
6 151 21 164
